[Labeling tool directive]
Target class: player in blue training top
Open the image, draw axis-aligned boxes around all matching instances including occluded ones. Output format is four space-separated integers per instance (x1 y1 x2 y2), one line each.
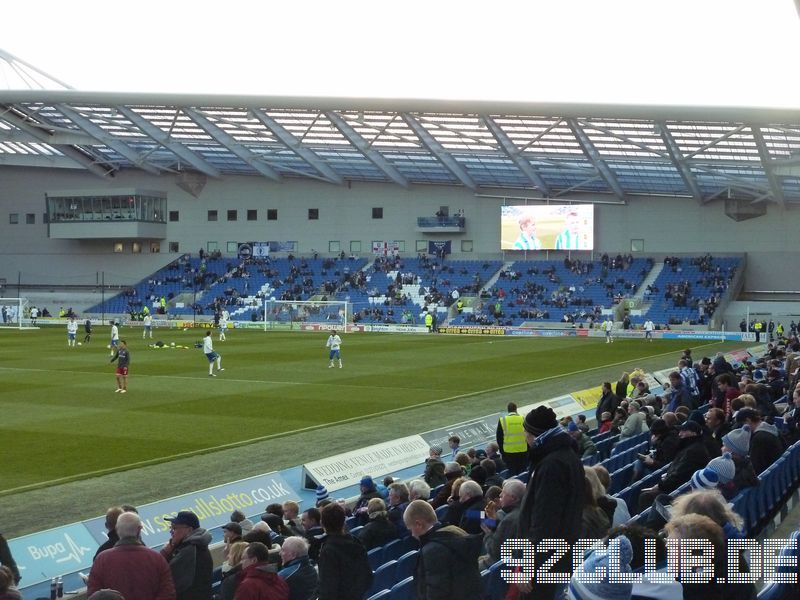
327 331 342 369
203 330 224 376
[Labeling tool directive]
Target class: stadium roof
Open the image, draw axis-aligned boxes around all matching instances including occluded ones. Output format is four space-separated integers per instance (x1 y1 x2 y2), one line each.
1 89 799 205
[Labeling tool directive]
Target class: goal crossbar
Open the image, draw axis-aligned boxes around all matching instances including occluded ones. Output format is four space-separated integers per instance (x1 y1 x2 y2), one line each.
263 300 350 331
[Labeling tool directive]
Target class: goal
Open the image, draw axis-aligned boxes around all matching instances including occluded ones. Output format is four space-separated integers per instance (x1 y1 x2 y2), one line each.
263 300 350 331
0 297 28 329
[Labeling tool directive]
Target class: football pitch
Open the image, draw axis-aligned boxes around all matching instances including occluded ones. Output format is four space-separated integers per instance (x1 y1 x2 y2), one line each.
0 326 733 495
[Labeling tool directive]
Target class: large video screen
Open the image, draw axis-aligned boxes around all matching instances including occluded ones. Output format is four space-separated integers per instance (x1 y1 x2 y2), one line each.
500 204 594 251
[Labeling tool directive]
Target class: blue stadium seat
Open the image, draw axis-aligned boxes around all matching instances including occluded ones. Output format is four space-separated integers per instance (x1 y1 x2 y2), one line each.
367 546 385 571
435 504 449 521
395 550 419 582
389 576 415 600
486 560 508 600
369 560 398 597
366 590 392 600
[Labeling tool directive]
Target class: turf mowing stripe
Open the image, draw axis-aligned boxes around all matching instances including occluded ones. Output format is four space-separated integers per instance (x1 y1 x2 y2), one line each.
0 339 726 496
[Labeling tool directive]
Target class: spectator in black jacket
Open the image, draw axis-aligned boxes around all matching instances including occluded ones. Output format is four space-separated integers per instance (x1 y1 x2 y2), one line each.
300 509 324 562
631 418 680 482
159 511 213 600
782 386 800 444
736 408 784 475
357 498 398 550
637 421 710 512
516 406 585 600
0 533 20 586
595 382 619 424
317 503 373 600
404 500 483 600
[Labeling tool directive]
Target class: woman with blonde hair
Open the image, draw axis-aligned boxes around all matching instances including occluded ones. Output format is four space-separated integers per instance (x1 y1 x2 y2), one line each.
357 497 398 550
219 540 249 600
581 467 611 539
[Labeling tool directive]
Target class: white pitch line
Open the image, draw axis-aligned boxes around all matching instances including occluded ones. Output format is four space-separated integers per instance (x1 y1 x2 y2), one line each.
0 340 727 495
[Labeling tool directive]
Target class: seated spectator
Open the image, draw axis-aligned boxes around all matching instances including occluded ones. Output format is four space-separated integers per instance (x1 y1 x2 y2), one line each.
408 479 431 501
688 452 737 498
568 535 634 600
159 511 212 600
219 541 248 600
735 408 784 475
485 442 507 473
386 482 411 536
581 467 611 539
782 385 800 444
277 537 318 600
424 446 447 487
704 407 730 452
230 510 254 534
233 542 288 599
575 414 590 433
281 502 303 537
352 476 382 525
317 503 373 600
619 401 648 441
403 500 482 600
592 465 631 527
479 479 525 569
299 509 324 562
637 420 710 512
357 498 398 550
221 522 243 561
429 462 464 509
597 411 614 434
567 421 597 457
481 458 504 488
720 425 759 492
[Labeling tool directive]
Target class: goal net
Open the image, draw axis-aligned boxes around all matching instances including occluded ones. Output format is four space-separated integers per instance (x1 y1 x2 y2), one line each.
263 300 350 331
0 297 28 329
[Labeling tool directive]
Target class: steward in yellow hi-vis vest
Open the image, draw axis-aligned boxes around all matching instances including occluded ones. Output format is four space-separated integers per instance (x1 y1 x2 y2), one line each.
497 402 528 475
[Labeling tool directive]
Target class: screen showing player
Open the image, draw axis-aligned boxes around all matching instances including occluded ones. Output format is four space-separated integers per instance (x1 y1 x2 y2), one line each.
500 204 594 251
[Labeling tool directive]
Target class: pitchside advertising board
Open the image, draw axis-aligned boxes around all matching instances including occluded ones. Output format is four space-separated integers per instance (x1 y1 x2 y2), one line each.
10 472 297 587
302 435 430 493
420 414 504 450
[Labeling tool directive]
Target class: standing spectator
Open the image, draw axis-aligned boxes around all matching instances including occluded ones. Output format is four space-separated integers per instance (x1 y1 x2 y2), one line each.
277 537 318 600
88 512 176 600
160 511 213 600
666 371 691 412
403 500 483 600
233 542 288 600
317 503 373 600
94 507 124 560
497 402 528 475
595 382 619 424
516 406 584 600
447 435 461 459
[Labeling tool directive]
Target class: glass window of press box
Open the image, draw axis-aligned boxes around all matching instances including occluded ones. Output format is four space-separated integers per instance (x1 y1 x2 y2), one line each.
46 193 167 223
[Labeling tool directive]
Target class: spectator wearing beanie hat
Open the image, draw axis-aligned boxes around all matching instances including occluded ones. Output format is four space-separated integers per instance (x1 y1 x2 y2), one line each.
516 406 584 600
721 425 760 493
315 486 330 506
352 476 382 525
690 452 737 498
567 535 634 600
566 421 597 458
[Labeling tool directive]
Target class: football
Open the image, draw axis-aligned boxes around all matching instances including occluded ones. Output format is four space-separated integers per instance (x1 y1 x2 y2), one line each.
77 342 82 346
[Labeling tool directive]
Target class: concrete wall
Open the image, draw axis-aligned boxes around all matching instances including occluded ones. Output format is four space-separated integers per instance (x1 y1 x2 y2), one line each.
1 166 799 287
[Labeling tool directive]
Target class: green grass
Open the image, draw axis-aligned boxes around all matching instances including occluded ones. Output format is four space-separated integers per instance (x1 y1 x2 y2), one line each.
0 326 723 494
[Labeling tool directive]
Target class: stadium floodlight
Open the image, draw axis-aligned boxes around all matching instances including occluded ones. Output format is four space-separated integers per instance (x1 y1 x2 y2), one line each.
263 300 350 332
0 297 29 329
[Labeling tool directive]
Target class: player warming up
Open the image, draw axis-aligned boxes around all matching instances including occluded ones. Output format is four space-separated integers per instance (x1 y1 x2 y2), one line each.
109 321 120 356
219 309 229 341
204 331 224 376
110 340 130 393
67 317 78 347
327 331 342 369
603 318 614 343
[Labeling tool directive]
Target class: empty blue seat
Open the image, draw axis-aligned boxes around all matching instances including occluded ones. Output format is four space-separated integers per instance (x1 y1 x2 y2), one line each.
367 546 384 571
366 590 392 600
486 560 508 600
370 560 398 597
395 549 419 582
389 576 415 600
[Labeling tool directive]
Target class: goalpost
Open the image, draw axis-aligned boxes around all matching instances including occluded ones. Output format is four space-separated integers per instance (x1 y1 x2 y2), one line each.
263 299 350 331
0 297 29 329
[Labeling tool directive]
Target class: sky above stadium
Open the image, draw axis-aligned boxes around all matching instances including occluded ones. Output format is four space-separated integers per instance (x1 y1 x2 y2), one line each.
2 0 799 108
